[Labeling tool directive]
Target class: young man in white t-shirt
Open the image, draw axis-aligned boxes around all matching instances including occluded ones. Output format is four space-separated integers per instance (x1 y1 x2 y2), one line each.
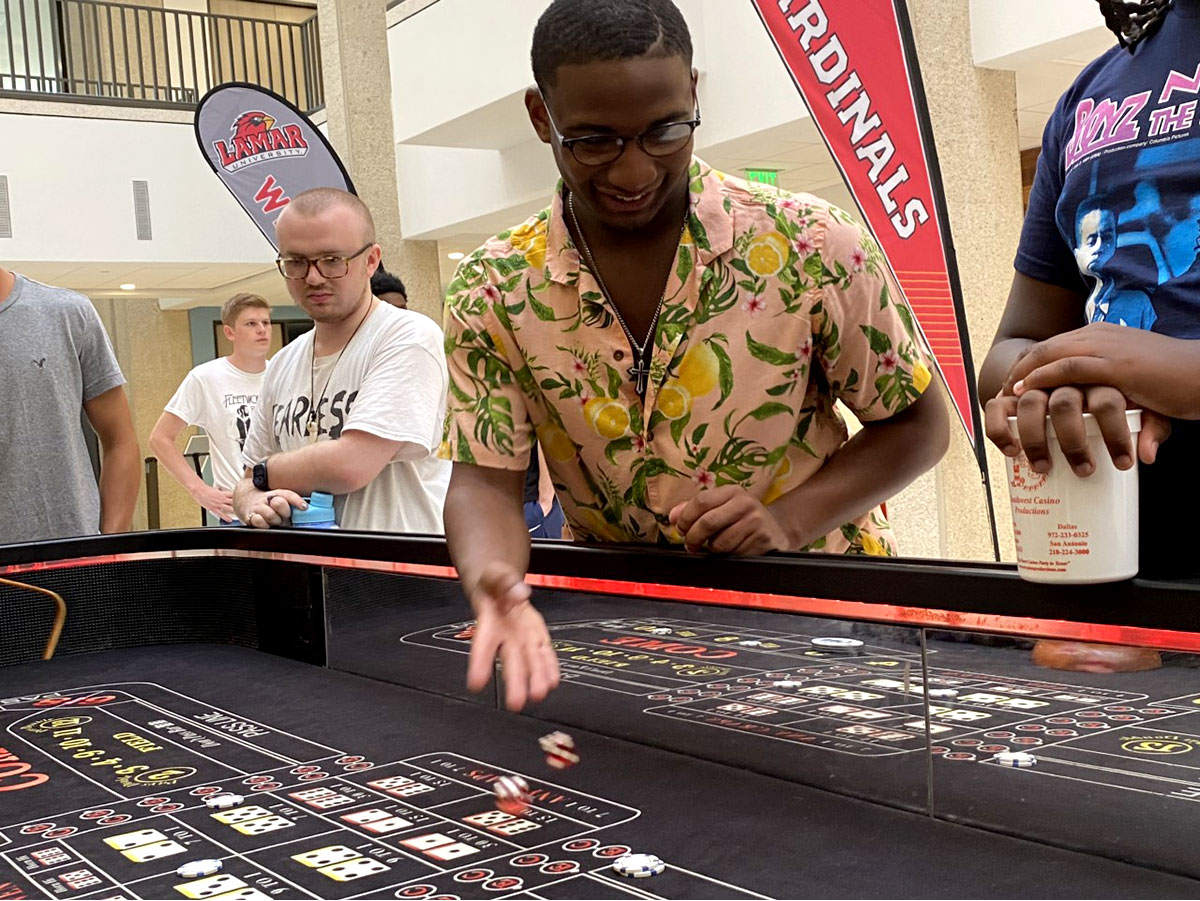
149 294 272 523
233 188 451 533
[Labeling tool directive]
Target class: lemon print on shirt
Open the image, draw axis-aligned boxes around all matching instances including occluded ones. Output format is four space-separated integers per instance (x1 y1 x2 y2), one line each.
508 220 540 250
488 330 507 358
860 533 888 556
584 398 632 440
761 455 793 506
745 232 790 278
523 234 547 271
537 423 577 462
658 383 691 420
677 342 720 397
509 221 548 271
577 507 627 542
913 360 932 393
658 341 721 421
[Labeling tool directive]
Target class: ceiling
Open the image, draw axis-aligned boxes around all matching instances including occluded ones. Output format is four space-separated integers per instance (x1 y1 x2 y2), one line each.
1014 45 1115 148
8 261 287 307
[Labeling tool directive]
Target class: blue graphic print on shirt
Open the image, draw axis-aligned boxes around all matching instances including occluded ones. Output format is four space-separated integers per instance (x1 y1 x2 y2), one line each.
1016 2 1200 338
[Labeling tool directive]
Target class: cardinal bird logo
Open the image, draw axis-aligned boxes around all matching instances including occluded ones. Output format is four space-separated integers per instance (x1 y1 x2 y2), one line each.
234 110 274 138
213 108 309 172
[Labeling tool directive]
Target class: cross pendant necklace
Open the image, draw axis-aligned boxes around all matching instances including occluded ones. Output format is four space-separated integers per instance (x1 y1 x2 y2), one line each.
568 192 687 397
626 356 653 396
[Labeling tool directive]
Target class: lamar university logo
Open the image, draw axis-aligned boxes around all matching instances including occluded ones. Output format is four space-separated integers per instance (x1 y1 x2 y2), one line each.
214 110 309 172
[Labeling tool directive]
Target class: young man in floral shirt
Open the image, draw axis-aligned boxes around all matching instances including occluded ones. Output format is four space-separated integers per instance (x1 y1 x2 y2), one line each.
441 0 950 710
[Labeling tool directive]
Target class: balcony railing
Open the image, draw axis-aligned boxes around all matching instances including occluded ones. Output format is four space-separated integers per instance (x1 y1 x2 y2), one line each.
0 0 324 113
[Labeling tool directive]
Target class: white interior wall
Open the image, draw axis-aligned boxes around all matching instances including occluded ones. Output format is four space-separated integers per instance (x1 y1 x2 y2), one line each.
971 0 1108 68
388 0 826 243
0 113 271 264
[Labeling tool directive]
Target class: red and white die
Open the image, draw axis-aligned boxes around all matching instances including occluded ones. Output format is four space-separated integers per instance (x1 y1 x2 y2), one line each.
493 775 532 815
538 731 580 769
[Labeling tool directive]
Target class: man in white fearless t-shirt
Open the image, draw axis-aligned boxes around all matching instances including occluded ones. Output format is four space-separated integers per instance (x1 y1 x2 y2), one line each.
233 188 450 533
149 294 272 523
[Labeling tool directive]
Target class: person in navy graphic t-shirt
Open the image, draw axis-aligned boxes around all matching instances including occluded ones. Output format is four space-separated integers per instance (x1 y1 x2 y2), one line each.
982 0 1200 583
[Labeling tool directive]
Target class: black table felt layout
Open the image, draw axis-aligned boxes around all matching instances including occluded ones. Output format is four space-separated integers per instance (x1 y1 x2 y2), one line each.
325 574 1200 884
3 644 1199 900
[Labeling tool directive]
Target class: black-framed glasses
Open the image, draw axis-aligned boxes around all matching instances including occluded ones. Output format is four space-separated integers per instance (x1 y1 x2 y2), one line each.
276 242 373 280
542 96 701 167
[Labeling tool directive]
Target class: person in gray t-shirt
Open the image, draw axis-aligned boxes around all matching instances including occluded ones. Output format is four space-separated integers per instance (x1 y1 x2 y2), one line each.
0 266 141 544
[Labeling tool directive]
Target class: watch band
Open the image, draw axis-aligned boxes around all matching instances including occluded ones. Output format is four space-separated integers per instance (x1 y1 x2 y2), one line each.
252 458 270 492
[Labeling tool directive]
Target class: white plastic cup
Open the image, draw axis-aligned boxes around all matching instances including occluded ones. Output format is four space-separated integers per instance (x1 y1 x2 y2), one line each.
1005 410 1141 584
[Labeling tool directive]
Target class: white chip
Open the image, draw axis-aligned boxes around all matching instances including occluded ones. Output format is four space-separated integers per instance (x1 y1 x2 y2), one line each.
739 640 763 647
773 680 803 688
176 859 223 879
204 793 244 810
810 637 863 651
993 751 1036 768
650 627 671 635
613 853 665 878
926 688 959 699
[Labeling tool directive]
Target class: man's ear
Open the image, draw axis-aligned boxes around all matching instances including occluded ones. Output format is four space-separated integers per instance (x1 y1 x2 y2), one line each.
223 323 235 342
526 87 553 144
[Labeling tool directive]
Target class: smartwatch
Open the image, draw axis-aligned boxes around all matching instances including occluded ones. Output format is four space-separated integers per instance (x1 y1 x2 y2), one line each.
252 458 270 492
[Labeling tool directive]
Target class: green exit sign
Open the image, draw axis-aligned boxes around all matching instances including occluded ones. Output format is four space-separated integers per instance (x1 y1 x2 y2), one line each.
744 168 779 186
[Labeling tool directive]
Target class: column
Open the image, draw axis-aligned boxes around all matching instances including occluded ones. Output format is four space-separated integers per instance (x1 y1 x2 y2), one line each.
889 0 1025 561
316 0 443 321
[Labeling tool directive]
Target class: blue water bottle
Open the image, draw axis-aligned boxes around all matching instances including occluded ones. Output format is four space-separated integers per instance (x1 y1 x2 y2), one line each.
292 491 338 530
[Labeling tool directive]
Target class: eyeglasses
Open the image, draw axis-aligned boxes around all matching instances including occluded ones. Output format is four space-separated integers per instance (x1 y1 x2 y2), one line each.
276 242 373 280
542 96 701 167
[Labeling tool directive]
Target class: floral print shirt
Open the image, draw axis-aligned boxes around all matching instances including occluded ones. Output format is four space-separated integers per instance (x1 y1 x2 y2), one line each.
441 159 933 555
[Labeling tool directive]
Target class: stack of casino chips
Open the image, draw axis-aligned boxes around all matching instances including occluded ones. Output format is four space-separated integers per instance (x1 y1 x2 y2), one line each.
613 853 666 878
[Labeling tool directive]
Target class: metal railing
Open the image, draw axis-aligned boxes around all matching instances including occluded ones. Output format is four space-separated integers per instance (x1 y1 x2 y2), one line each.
0 0 323 113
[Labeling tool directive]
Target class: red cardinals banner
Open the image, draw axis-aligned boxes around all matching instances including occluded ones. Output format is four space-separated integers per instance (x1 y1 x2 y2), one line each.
194 83 355 250
753 0 998 555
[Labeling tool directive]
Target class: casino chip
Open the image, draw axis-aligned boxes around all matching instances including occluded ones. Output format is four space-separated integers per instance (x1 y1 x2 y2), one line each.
493 775 532 815
176 859 223 879
773 680 803 688
203 793 244 810
993 751 1037 768
538 731 580 769
738 640 763 647
810 637 864 655
926 688 959 699
650 627 671 635
614 853 666 878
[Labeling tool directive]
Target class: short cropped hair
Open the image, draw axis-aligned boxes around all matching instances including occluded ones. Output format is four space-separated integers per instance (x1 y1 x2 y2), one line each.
284 187 377 244
371 266 407 300
531 0 692 89
220 292 270 327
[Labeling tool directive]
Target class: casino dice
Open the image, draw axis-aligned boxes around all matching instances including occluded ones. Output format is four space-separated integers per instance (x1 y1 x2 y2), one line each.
538 731 580 770
493 774 531 815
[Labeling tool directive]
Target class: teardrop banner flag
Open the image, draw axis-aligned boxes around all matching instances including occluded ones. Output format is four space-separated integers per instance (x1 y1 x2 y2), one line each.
194 82 355 250
752 0 999 557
